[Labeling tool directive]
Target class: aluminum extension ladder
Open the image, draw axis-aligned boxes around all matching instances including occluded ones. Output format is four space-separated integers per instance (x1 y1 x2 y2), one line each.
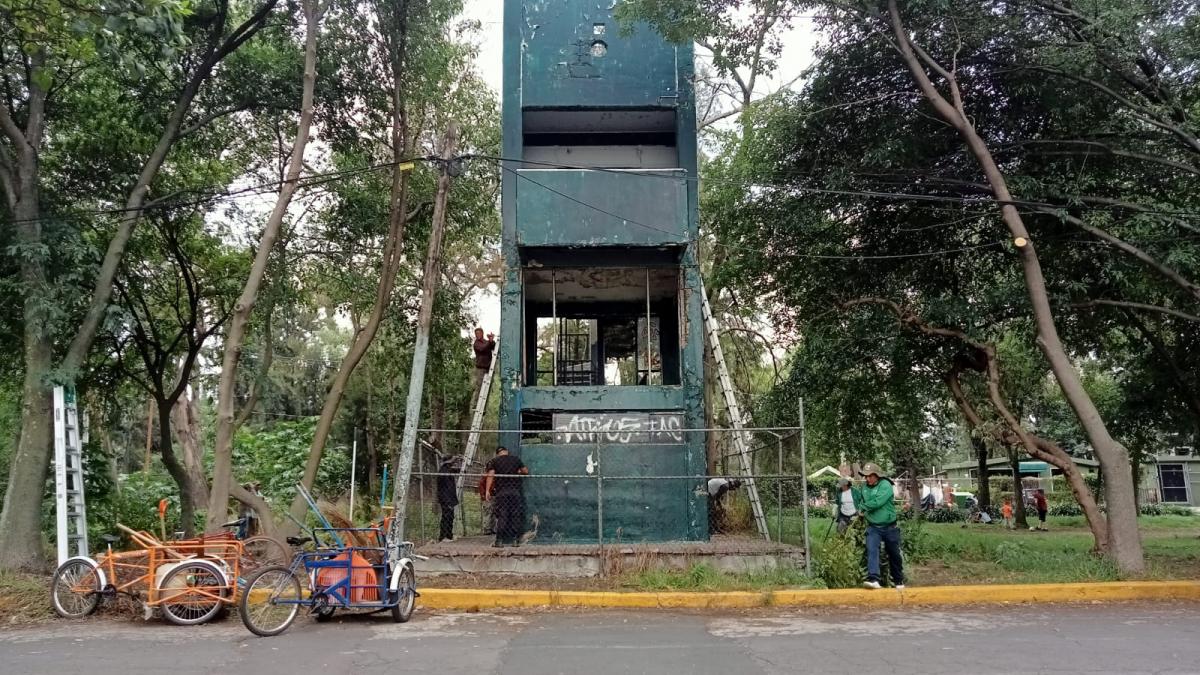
700 284 771 540
457 343 498 496
53 386 89 564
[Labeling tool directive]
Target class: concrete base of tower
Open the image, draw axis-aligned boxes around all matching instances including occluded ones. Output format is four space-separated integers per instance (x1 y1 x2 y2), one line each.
415 534 805 578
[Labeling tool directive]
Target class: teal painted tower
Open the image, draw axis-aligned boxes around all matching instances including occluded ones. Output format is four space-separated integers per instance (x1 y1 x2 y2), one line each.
499 0 706 543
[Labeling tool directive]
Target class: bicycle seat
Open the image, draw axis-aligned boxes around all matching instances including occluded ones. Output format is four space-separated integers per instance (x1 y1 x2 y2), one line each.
286 536 312 546
100 534 120 545
221 518 246 528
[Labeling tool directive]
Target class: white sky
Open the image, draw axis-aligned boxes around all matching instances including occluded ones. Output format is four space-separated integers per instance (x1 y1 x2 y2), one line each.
459 1 820 333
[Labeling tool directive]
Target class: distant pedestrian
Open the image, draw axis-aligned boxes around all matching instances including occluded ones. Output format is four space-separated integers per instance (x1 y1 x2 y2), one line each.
854 463 905 590
1002 497 1014 530
835 477 857 534
707 477 742 534
484 446 528 547
942 482 955 508
470 328 496 401
436 456 462 542
1031 489 1048 531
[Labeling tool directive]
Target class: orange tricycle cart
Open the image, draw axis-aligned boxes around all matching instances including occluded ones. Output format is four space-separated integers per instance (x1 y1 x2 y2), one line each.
51 524 243 625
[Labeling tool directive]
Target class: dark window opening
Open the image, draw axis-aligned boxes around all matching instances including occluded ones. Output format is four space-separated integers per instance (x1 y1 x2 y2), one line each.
522 109 678 169
522 267 681 387
1159 464 1190 503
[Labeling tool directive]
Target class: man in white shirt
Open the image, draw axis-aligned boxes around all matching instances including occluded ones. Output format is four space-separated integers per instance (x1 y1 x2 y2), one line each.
707 477 742 534
836 477 858 534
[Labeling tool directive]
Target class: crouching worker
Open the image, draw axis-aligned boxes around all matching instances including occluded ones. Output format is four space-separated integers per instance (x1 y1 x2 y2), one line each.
854 463 905 590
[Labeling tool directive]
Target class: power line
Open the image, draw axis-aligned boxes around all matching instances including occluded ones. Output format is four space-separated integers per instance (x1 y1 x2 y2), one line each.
477 154 1200 220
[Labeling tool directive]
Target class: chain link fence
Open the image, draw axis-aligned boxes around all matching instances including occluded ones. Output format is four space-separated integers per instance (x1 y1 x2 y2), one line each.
391 428 818 557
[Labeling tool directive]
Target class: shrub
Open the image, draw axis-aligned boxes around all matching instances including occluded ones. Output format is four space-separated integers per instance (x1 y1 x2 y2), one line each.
1049 502 1083 517
924 507 966 523
816 528 862 589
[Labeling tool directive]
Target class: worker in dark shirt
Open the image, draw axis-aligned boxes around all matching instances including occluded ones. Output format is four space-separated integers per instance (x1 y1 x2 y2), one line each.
471 328 496 402
484 446 528 547
436 456 462 542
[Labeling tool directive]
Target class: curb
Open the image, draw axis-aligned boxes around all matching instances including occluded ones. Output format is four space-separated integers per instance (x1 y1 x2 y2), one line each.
418 581 1200 610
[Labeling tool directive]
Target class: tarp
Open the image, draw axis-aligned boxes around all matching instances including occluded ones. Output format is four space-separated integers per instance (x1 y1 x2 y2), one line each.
315 551 379 603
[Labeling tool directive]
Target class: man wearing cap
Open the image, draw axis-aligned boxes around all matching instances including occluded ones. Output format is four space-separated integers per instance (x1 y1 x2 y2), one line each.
835 477 857 534
854 463 905 590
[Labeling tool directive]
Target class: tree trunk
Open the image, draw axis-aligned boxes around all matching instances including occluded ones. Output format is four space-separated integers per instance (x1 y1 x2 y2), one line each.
984 354 1109 551
1009 450 1029 529
285 0 413 528
0 341 53 572
171 393 209 508
886 0 1142 572
973 436 991 510
157 402 196 538
207 0 324 532
0 152 53 571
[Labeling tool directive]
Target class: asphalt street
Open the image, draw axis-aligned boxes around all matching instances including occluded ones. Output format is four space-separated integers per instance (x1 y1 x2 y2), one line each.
3 603 1198 674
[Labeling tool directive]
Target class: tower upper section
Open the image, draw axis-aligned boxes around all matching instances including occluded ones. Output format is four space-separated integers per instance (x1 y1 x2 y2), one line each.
502 0 699 249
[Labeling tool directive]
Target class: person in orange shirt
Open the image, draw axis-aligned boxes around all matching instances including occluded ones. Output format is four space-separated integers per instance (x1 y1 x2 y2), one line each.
1002 497 1014 529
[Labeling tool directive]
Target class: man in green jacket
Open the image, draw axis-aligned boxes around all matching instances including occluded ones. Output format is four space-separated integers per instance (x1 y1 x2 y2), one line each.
853 463 905 590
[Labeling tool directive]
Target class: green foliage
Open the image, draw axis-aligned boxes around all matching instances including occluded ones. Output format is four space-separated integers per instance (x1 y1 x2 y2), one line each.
632 562 817 592
815 530 862 589
233 418 351 508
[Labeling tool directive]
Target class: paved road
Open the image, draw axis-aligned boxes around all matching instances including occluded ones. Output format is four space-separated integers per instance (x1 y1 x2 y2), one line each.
3 603 1199 674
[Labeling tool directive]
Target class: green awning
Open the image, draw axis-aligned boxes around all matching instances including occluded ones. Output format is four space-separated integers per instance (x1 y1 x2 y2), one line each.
1019 461 1050 473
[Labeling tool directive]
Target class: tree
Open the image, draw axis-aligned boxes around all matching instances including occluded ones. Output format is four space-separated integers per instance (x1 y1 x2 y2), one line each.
103 215 242 535
617 0 1200 574
206 0 326 534
0 0 281 572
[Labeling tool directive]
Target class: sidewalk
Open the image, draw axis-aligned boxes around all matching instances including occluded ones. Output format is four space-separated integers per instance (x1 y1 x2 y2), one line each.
419 580 1200 610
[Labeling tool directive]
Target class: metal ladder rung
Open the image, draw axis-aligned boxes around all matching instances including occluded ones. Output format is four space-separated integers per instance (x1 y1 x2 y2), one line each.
701 282 770 540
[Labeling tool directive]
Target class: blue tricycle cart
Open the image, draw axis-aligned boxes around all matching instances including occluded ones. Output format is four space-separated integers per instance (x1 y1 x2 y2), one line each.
238 525 425 637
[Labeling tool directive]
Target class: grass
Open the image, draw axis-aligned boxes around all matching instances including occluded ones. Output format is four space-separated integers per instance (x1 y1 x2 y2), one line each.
0 571 54 625
894 514 1200 586
628 563 820 592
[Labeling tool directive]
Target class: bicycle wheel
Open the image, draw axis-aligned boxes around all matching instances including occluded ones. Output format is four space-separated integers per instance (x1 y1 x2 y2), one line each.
159 560 227 626
241 536 289 572
390 565 416 623
51 559 101 619
239 565 302 637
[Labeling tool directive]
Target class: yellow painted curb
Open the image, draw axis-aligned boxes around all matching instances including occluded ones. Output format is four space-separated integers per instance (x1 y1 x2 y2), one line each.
419 581 1200 611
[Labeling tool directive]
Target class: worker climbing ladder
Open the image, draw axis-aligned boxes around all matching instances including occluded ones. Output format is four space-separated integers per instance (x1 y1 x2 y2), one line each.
457 341 499 497
53 386 89 564
700 284 771 540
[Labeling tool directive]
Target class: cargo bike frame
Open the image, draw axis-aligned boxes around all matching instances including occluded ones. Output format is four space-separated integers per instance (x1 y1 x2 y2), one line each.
238 526 426 637
51 525 244 625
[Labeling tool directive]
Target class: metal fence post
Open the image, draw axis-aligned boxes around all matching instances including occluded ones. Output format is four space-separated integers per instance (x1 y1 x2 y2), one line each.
777 434 784 544
596 440 604 549
799 399 812 577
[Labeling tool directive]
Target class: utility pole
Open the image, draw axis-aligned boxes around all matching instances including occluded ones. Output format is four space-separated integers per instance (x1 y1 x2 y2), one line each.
389 122 459 550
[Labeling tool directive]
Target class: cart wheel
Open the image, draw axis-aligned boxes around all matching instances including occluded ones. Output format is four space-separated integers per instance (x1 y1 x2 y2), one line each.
51 559 101 619
314 606 336 622
240 566 302 637
390 565 416 623
242 536 289 572
160 560 227 626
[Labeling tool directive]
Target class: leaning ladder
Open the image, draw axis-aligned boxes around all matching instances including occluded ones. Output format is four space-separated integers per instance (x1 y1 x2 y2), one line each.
53 386 89 564
457 343 499 497
700 285 771 540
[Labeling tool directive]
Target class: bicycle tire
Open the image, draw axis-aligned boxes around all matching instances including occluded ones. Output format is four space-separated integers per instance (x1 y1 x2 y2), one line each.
242 535 290 572
159 560 227 626
239 565 302 637
51 559 101 619
391 565 416 623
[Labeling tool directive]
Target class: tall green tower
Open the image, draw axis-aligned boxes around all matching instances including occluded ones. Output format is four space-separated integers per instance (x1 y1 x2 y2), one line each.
498 0 706 542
